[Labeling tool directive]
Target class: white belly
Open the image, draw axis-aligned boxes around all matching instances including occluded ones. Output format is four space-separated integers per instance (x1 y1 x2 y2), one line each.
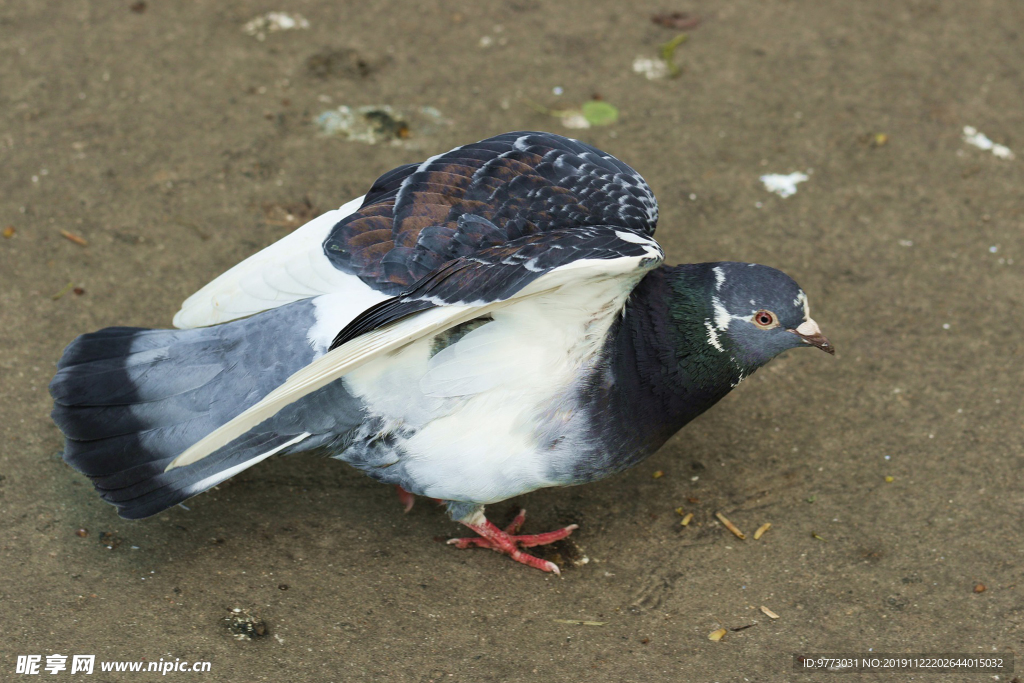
341 280 627 502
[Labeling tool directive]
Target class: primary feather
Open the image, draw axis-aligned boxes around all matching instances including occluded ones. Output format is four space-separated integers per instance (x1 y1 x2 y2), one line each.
172 196 376 329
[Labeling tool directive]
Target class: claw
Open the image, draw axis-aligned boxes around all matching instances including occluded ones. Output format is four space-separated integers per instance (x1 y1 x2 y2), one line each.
448 508 577 573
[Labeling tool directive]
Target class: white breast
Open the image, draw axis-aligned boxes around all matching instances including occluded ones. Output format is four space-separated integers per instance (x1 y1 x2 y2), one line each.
342 273 640 503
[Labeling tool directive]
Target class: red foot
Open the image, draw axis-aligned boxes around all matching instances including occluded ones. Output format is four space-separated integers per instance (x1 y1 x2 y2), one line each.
448 509 578 574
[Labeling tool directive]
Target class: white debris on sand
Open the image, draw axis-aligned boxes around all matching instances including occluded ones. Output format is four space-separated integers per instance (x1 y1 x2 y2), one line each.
315 105 447 145
760 171 810 198
243 12 310 41
632 57 670 80
561 112 591 130
962 126 1014 160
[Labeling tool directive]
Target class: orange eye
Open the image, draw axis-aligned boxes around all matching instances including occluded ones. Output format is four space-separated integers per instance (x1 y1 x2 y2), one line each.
753 310 776 328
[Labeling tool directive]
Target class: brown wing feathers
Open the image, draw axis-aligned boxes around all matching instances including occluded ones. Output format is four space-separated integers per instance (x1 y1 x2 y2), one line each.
322 131 659 295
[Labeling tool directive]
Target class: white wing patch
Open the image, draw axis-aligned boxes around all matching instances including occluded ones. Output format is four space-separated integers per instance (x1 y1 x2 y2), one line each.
360 256 659 503
419 321 514 398
614 229 656 245
173 196 368 329
165 247 662 475
182 432 311 495
418 271 632 400
166 304 479 470
306 289 390 354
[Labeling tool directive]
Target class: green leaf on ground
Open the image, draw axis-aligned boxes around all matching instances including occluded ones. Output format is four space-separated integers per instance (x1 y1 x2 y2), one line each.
581 100 619 126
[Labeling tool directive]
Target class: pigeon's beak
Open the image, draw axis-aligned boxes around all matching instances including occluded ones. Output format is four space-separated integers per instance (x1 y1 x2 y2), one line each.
789 318 835 355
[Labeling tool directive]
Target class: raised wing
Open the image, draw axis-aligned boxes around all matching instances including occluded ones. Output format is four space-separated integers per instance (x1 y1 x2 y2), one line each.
325 131 660 294
332 225 663 348
165 226 664 471
173 196 379 329
173 131 659 329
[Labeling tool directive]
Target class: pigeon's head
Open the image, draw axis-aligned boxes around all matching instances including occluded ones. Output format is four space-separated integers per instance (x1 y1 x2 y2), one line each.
703 262 833 370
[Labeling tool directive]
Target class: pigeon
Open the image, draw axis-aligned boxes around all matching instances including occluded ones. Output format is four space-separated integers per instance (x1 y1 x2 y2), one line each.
50 131 833 573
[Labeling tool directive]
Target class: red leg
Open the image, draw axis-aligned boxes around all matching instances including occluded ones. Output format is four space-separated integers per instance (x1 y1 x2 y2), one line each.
447 509 578 574
394 485 416 513
448 510 529 548
394 485 445 513
505 508 527 534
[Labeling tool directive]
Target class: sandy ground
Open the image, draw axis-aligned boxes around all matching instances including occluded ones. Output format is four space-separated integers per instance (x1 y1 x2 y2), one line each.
2 1 1022 681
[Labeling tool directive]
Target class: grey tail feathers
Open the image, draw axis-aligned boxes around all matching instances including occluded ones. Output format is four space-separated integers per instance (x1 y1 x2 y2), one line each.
49 304 324 519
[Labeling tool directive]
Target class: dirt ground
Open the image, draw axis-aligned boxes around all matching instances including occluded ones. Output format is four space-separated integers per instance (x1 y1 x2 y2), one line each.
2 1 1022 681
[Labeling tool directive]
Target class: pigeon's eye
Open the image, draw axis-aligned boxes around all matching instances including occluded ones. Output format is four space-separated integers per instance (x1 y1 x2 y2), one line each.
753 310 777 329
